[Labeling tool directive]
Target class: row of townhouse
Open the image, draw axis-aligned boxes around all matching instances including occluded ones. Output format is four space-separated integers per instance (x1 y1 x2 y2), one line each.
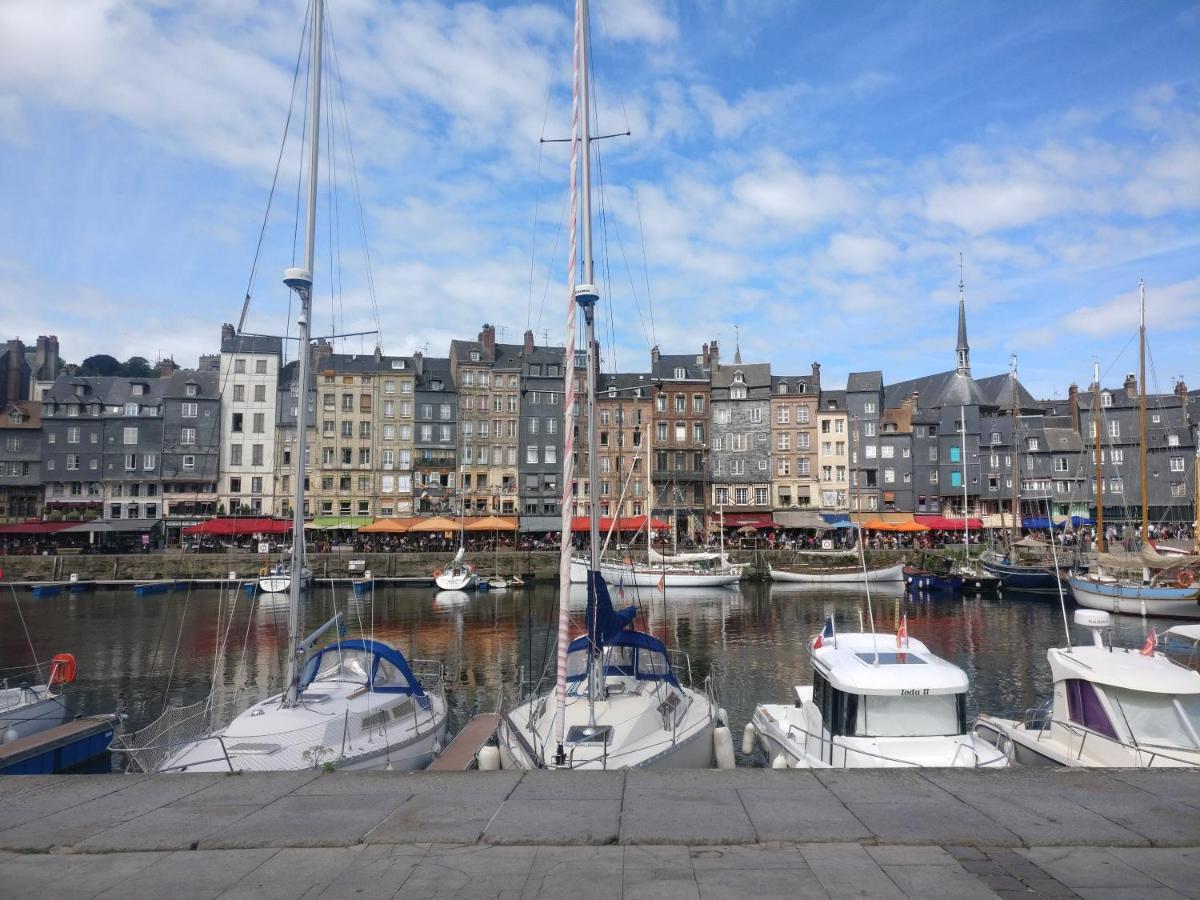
1 303 1195 535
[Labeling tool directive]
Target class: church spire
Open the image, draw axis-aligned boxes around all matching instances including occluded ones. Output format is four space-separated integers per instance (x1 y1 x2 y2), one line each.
956 253 970 375
733 324 743 365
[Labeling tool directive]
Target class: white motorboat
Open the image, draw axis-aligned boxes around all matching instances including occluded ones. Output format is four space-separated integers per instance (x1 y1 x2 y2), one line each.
569 557 741 588
258 562 312 594
974 611 1200 767
747 619 1006 768
435 547 477 591
768 562 905 584
157 638 448 773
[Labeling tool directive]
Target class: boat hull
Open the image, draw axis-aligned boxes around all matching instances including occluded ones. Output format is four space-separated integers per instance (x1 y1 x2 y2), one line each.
0 691 70 741
569 559 740 588
905 571 962 593
1068 575 1200 619
435 571 477 591
978 555 1062 593
770 562 904 584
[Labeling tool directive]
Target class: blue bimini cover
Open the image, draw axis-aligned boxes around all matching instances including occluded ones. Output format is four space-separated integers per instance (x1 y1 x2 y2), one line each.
298 638 428 706
567 628 680 688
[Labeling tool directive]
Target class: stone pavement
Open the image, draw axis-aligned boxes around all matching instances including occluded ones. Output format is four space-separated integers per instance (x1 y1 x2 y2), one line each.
0 768 1195 898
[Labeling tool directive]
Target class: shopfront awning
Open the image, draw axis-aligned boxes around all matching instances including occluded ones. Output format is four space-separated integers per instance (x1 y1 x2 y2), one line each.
570 516 671 533
713 513 776 529
306 516 374 530
0 520 77 535
820 513 855 529
860 518 928 532
981 513 1020 530
464 515 519 532
63 518 161 533
184 517 293 536
771 510 830 530
407 515 461 533
358 517 416 533
915 515 984 531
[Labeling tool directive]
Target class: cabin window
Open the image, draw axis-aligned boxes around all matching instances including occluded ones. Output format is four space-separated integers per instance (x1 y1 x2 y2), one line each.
1064 679 1118 740
315 650 373 685
1105 687 1200 750
851 693 965 738
373 658 412 692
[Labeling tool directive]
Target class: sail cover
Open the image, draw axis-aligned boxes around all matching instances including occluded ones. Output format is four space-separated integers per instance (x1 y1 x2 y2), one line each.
585 569 638 647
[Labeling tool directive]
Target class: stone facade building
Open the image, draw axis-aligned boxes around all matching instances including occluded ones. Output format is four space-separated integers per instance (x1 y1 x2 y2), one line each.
595 373 654 521
160 369 220 540
817 391 849 511
710 354 772 527
414 356 457 515
769 367 820 524
650 344 714 539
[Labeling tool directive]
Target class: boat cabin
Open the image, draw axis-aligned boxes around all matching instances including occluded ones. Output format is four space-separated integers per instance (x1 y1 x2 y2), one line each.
565 630 681 693
299 639 430 709
809 634 970 739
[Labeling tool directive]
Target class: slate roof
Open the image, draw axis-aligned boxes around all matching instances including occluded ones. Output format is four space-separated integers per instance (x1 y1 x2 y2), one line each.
416 357 455 390
44 376 168 407
162 370 219 399
597 373 655 396
313 352 415 374
494 342 566 373
1 400 41 429
771 375 816 395
449 339 488 364
711 362 771 388
846 371 883 392
652 353 708 381
820 390 847 411
221 333 282 354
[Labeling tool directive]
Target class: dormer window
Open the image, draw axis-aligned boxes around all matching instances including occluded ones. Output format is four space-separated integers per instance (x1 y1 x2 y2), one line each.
391 360 406 369
733 370 745 383
470 351 481 362
131 384 145 397
7 410 21 424
431 379 443 391
185 383 198 397
779 382 789 394
1101 392 1112 407
607 387 616 399
125 403 139 416
674 367 686 380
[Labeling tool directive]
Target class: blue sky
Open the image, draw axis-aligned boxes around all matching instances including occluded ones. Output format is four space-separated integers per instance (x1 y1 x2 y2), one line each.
0 0 1196 399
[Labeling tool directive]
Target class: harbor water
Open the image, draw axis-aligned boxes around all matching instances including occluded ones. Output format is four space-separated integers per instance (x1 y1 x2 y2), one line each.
2 579 1195 768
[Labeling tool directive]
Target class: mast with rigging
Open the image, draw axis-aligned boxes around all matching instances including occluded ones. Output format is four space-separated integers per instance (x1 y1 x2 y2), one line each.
1138 279 1149 545
1008 356 1021 551
1092 361 1106 554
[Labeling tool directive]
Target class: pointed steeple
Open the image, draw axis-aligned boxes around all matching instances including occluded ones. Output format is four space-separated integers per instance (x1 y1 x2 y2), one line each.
956 253 970 375
734 324 743 365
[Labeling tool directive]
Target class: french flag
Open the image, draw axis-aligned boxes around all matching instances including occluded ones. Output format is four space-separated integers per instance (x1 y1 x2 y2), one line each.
813 615 835 649
896 614 908 648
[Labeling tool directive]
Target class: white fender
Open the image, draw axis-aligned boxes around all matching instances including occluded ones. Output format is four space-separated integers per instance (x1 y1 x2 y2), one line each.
713 726 736 770
477 745 501 771
717 707 729 727
771 752 789 769
741 722 757 756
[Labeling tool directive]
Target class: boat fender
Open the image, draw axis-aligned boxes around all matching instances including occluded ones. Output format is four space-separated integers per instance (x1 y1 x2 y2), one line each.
1177 570 1194 589
48 652 76 685
713 726 736 770
432 569 443 578
717 707 729 727
741 722 758 756
771 752 789 769
2 728 17 745
477 745 501 771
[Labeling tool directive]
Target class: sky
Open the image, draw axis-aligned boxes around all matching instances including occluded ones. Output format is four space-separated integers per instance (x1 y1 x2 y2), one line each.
0 0 1197 400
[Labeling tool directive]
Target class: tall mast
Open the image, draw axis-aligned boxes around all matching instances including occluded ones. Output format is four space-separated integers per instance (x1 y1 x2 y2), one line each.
1092 361 1105 554
1009 356 1021 549
1138 279 1148 544
960 405 969 558
281 0 323 707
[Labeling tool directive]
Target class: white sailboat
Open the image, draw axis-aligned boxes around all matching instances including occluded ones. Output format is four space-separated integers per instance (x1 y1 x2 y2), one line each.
496 0 729 770
435 546 478 591
114 0 446 773
258 560 312 594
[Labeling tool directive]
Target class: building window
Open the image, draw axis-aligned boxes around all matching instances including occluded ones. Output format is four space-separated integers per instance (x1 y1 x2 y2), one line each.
1170 457 1185 473
1108 420 1120 439
864 401 876 414
233 359 246 374
143 453 157 471
123 426 138 444
1100 392 1112 408
182 455 195 470
864 422 876 437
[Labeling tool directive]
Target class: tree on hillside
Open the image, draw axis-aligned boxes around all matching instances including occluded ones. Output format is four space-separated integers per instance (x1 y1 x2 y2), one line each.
119 356 155 377
79 354 121 376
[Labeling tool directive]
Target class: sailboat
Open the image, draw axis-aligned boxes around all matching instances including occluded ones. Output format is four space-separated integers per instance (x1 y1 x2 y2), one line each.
1068 286 1200 618
495 0 728 770
114 0 447 773
951 404 1000 593
435 505 478 591
979 356 1063 593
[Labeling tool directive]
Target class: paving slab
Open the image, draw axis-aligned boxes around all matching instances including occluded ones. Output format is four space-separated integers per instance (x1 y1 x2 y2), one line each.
93 848 279 900
171 772 321 807
619 787 756 845
203 792 409 849
925 771 1150 846
0 848 163 897
312 844 430 900
0 774 56 798
484 796 620 845
394 843 537 899
1021 847 1177 891
1106 770 1200 811
798 843 906 898
874 860 999 899
622 846 699 900
507 770 625 801
367 792 504 844
736 780 872 843
0 773 220 850
0 774 136 831
217 844 382 899
521 846 625 899
293 770 520 798
691 857 828 900
1109 846 1200 896
78 801 264 851
814 769 1021 847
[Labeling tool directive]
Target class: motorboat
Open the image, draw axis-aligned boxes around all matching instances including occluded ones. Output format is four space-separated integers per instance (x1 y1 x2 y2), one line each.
258 561 312 594
152 637 448 773
434 547 477 591
979 547 1063 594
747 618 1007 768
903 567 963 593
0 653 76 742
769 562 904 584
974 611 1200 767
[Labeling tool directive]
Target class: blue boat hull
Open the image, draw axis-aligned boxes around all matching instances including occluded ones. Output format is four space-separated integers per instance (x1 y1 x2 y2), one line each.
979 557 1062 594
905 571 962 593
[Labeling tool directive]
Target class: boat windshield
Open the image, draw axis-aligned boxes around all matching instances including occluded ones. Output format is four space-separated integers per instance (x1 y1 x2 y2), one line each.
852 693 966 738
315 650 374 686
1106 687 1200 751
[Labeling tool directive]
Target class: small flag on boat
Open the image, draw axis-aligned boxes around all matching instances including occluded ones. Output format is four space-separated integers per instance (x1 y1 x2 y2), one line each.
814 615 835 649
657 573 666 593
896 614 908 648
1140 629 1157 657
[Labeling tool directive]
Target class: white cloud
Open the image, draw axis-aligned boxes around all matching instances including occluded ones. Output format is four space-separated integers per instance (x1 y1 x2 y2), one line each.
826 233 897 274
594 0 678 45
1064 276 1200 339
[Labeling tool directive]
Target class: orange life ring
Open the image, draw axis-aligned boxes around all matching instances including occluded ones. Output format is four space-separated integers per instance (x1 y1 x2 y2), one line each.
432 568 443 578
49 652 76 685
1177 570 1195 589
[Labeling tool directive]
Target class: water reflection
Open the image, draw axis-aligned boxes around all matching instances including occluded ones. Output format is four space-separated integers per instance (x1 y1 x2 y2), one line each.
1 580 1193 768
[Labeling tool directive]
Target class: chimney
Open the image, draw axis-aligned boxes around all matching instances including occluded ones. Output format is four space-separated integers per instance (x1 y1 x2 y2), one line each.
1124 373 1137 398
1175 379 1188 401
221 323 236 346
412 350 424 376
700 342 708 367
651 345 661 367
709 339 719 368
34 336 47 373
811 361 821 386
156 357 178 378
5 339 23 402
523 329 534 353
44 336 59 379
373 345 382 367
313 338 333 361
1067 383 1080 433
479 323 496 359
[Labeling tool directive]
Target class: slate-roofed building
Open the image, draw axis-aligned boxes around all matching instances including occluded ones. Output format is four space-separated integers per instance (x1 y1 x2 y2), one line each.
816 390 849 511
595 373 653 522
160 369 221 540
0 400 42 522
650 342 714 540
513 332 566 532
273 357 317 519
414 355 457 515
710 349 772 527
846 370 884 514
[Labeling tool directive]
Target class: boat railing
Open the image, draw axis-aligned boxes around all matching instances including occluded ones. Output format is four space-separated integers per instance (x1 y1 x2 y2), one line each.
666 648 694 688
1020 698 1053 735
410 659 447 698
110 694 216 773
495 698 542 769
1040 716 1198 767
783 721 993 768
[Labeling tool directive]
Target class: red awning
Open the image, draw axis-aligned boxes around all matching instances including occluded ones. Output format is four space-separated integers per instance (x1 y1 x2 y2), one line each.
0 520 77 534
915 515 984 530
570 516 671 533
716 513 776 529
183 518 294 536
